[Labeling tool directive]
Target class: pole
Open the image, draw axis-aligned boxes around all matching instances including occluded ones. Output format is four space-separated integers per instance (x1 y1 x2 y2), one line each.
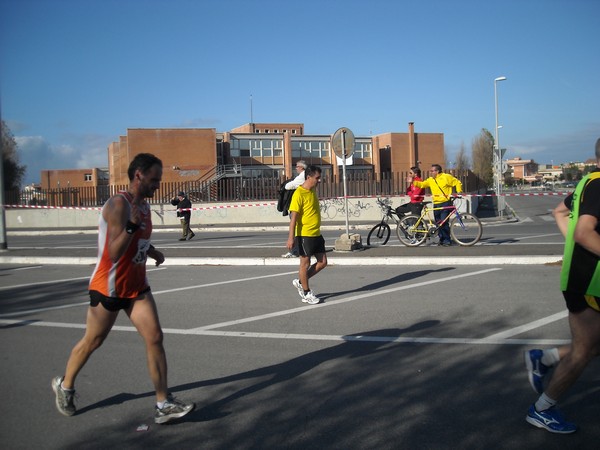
341 129 350 237
494 77 506 217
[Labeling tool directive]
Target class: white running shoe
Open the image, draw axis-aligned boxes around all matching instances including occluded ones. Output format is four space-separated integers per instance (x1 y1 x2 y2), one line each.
292 279 304 300
282 252 297 258
303 291 321 305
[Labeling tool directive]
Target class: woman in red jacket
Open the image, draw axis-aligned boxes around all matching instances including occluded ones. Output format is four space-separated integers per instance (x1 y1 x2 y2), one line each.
396 166 425 217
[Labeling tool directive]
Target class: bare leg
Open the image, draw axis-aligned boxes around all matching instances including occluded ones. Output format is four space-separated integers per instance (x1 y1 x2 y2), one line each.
126 292 168 402
63 306 119 389
545 308 600 400
299 253 327 292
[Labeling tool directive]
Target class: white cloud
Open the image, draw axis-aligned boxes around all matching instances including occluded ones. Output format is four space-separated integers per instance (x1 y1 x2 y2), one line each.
15 134 111 185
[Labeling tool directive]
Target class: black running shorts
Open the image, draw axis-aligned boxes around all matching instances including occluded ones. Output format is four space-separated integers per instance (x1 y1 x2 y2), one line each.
296 235 326 257
89 287 151 312
563 291 600 313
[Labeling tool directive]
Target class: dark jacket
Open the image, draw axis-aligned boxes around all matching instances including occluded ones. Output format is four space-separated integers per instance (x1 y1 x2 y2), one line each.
277 180 294 216
171 196 192 220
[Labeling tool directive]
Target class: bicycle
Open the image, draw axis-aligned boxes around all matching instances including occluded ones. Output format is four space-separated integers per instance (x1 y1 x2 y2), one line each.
396 196 483 247
366 198 403 246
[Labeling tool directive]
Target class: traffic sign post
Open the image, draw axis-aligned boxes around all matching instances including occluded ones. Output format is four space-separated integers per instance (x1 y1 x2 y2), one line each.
331 127 362 251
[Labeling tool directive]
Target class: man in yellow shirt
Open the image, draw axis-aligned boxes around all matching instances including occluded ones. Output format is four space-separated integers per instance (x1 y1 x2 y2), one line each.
409 164 462 246
287 165 327 304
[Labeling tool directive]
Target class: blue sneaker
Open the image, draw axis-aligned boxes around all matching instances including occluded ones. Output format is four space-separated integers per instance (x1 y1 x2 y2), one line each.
526 405 577 434
524 349 549 394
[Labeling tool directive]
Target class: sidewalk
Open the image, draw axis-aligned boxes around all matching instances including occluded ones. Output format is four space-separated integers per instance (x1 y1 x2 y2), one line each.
0 215 562 267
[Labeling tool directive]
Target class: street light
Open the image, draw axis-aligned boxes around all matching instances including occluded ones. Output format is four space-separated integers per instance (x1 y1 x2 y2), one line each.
494 76 507 216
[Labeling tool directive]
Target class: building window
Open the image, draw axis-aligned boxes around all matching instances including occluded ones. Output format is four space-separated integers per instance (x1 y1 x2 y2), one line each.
291 138 330 158
292 130 297 134
84 173 92 182
353 140 372 158
231 137 283 158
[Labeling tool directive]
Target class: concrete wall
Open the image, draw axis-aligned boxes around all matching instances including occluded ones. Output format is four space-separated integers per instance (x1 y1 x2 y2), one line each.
5 195 472 230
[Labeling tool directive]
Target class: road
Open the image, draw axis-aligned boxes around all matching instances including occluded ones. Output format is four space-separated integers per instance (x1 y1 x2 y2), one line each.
2 194 596 449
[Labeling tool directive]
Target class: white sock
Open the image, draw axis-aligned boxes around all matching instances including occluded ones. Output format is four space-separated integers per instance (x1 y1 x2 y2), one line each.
541 348 560 366
61 382 74 392
535 392 557 412
157 400 166 409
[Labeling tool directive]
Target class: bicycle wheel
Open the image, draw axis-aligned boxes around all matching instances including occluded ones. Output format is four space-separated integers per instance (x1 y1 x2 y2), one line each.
450 213 483 246
396 215 427 247
367 223 391 246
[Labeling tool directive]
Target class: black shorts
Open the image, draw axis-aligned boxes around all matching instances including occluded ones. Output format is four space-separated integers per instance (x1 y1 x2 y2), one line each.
296 235 326 257
89 287 151 312
563 291 600 313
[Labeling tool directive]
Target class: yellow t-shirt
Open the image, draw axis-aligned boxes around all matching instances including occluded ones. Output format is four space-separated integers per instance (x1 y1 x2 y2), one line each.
289 185 321 237
413 173 462 204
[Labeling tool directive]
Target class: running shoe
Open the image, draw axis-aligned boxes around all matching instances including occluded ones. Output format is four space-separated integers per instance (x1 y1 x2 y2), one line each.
292 279 304 300
525 349 549 394
51 376 76 416
155 395 195 424
282 252 297 258
303 291 321 305
525 405 577 434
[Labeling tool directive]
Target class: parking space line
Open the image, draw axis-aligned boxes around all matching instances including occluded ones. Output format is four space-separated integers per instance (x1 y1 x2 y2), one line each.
191 268 502 331
484 310 568 340
0 319 570 346
152 270 298 295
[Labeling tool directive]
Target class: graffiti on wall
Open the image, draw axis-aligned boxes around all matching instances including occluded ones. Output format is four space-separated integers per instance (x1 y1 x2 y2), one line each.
319 198 372 220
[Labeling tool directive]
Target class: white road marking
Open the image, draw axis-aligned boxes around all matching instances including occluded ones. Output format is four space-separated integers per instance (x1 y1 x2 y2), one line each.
0 266 571 348
0 318 570 346
484 310 568 340
191 268 502 331
0 266 166 292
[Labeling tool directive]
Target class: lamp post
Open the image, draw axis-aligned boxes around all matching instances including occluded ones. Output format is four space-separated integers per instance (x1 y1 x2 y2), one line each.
494 76 507 216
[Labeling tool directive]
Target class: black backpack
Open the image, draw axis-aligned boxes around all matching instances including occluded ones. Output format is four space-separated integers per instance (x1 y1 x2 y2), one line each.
276 180 294 216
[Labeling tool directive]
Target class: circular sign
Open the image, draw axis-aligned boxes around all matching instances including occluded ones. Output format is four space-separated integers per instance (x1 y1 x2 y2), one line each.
331 127 355 158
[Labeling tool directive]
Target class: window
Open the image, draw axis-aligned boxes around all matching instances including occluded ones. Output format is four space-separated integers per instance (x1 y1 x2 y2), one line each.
84 173 92 182
353 140 372 158
231 137 283 158
291 138 330 158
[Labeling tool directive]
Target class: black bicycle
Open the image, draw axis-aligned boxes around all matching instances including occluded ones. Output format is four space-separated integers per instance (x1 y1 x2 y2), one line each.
366 198 404 246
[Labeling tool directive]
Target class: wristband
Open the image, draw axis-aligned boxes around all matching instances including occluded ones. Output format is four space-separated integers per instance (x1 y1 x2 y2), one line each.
125 221 140 235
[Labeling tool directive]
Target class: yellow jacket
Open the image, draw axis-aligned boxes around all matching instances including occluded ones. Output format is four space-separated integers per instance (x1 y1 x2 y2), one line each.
413 173 462 204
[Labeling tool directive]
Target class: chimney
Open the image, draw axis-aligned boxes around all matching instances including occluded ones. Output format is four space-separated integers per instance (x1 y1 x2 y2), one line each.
408 122 415 167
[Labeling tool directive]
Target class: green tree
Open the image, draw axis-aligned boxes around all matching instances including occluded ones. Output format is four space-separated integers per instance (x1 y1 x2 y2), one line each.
471 128 494 187
1 120 26 190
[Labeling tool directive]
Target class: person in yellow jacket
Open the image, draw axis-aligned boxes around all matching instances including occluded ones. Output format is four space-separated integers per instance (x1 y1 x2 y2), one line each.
408 164 462 246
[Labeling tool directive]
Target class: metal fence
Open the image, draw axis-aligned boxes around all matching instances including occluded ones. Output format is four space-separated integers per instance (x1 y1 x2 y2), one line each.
7 170 484 208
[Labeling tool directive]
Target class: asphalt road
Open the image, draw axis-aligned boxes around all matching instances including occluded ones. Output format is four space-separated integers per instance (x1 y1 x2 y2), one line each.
2 194 597 449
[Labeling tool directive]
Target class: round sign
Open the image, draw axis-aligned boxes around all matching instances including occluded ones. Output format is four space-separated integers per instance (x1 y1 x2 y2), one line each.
331 127 355 158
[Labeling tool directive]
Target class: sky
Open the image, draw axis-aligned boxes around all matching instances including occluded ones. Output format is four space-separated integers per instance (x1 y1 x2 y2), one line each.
1 0 598 185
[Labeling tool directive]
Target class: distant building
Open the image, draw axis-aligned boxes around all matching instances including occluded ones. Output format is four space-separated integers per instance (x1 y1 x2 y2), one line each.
37 122 445 196
506 157 539 183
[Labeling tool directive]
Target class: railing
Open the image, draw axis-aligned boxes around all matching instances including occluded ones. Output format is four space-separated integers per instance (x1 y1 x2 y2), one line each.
7 170 484 207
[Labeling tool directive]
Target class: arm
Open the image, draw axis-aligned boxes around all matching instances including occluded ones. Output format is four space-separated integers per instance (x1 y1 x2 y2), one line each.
454 177 463 194
285 172 305 190
552 199 570 237
573 215 600 257
287 211 298 250
104 195 138 263
147 245 165 267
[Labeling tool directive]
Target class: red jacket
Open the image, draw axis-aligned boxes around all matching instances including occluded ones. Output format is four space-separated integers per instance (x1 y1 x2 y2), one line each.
407 176 425 203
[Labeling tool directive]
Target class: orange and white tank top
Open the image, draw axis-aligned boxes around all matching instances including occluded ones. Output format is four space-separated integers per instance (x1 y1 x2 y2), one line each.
89 191 153 298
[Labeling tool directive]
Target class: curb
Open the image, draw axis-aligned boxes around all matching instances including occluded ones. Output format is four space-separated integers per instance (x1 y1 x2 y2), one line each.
0 255 562 266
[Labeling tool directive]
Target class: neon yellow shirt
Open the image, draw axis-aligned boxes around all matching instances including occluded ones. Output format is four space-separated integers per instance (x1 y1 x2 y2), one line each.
289 185 321 237
413 173 462 204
